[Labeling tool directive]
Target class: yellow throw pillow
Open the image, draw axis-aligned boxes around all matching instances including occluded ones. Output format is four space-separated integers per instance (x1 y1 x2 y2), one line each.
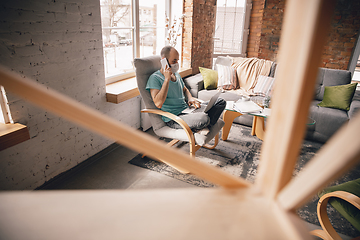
199 67 218 90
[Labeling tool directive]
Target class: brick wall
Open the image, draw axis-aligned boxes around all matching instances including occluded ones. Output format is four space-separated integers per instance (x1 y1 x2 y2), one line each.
0 0 141 190
247 0 265 58
258 0 284 62
247 0 284 61
247 0 360 70
182 0 216 74
321 0 360 70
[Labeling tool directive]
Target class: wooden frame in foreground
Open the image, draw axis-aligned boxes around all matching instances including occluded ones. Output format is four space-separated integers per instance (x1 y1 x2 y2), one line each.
0 0 359 239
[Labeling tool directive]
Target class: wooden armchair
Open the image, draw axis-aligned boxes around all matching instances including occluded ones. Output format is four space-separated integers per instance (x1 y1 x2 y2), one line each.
133 56 224 166
311 179 360 240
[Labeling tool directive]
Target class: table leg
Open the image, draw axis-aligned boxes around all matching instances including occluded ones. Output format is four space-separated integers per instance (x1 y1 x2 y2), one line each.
222 110 242 140
252 116 265 140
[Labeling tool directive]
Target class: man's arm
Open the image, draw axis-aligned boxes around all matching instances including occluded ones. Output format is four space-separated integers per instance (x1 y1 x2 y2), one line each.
183 86 201 109
150 66 172 109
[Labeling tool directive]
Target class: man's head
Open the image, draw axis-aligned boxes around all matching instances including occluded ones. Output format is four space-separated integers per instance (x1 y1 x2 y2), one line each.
160 46 179 65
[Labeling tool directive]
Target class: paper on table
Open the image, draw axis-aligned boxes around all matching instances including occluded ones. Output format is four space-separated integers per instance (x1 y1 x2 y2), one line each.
226 101 235 110
234 100 263 113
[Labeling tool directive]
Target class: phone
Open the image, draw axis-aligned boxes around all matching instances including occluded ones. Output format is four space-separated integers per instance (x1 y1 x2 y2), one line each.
161 58 169 70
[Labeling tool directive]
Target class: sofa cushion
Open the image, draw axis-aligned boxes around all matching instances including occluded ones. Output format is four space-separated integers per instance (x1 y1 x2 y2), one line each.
199 67 218 90
198 89 242 102
253 75 275 96
349 99 360 120
183 73 204 98
214 56 232 69
216 64 238 90
315 68 352 101
309 100 349 142
318 82 358 111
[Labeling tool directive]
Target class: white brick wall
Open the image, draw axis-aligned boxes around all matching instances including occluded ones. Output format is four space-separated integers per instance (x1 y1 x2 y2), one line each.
0 0 141 190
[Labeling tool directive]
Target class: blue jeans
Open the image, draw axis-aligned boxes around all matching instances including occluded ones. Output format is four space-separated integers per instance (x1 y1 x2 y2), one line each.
166 98 226 131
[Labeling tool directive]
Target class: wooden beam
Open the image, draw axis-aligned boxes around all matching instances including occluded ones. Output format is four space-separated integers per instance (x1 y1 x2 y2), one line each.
255 0 335 199
0 66 249 189
277 112 360 211
0 188 310 240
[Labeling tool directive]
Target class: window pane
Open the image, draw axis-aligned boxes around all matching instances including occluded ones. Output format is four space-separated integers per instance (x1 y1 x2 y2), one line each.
171 0 184 63
214 0 246 54
0 103 4 124
100 0 184 80
353 55 360 82
100 0 133 78
138 0 166 59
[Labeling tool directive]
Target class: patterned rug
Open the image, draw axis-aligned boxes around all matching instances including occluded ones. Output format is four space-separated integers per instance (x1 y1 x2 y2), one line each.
129 124 360 237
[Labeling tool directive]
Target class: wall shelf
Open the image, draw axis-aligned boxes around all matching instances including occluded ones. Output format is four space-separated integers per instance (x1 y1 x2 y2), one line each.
0 123 30 151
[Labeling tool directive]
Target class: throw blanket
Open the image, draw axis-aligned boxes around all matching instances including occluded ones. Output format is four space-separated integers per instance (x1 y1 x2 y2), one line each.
229 57 273 96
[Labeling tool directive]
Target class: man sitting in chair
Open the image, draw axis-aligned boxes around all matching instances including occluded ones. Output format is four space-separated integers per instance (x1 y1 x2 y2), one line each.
146 46 226 134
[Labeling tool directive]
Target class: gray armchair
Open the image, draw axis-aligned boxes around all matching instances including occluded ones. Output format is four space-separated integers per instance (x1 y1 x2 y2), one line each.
134 56 224 167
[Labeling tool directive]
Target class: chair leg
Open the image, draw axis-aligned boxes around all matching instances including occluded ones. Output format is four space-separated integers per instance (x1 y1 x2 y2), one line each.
203 133 220 150
190 142 201 157
310 229 332 240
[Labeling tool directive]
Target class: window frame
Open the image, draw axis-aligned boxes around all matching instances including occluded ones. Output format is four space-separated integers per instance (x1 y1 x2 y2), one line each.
0 86 13 124
212 0 252 59
349 29 360 81
102 0 178 85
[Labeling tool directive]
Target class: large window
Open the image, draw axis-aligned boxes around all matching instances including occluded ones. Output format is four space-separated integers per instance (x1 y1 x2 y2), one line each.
100 0 183 84
213 0 251 58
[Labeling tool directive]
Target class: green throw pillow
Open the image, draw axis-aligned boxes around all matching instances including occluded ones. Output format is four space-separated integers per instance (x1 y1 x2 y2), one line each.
317 82 357 111
199 67 218 90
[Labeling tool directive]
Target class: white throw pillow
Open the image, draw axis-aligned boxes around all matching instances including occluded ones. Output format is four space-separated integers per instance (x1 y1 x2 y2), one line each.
253 75 275 96
216 64 238 90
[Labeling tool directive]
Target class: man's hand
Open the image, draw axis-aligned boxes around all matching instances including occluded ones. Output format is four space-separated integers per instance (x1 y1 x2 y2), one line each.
160 65 176 82
188 98 201 109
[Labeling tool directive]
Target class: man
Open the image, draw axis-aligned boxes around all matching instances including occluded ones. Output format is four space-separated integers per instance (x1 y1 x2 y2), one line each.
146 46 225 134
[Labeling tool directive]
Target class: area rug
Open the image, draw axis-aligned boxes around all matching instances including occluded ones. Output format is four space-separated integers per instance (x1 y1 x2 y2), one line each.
129 124 360 237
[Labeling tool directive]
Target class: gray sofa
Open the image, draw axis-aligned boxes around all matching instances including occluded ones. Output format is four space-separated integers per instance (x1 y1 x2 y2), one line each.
183 60 360 143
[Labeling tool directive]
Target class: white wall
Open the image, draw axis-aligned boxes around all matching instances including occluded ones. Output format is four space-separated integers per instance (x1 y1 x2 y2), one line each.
0 0 141 190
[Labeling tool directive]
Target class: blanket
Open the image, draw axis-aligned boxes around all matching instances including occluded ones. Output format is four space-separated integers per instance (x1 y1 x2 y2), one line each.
229 57 273 96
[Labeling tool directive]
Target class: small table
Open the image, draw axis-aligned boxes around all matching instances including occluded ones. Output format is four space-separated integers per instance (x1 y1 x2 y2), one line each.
222 106 315 141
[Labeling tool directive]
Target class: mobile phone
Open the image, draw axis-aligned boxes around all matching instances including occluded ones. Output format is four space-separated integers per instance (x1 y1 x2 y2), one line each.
161 58 169 70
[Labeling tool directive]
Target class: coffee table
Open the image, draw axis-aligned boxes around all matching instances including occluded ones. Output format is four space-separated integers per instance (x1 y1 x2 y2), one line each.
222 105 315 141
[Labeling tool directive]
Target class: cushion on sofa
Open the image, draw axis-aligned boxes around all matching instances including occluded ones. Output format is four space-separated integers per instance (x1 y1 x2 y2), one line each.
317 83 358 111
315 68 352 101
216 64 238 90
349 99 360 119
214 56 232 69
199 67 218 90
183 73 204 97
309 101 349 142
253 75 275 96
183 73 204 98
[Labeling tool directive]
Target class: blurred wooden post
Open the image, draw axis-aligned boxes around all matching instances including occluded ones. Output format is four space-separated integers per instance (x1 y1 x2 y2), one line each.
255 0 336 199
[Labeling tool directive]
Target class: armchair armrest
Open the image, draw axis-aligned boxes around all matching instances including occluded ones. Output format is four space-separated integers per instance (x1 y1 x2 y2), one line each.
349 100 360 120
141 109 195 144
315 191 360 240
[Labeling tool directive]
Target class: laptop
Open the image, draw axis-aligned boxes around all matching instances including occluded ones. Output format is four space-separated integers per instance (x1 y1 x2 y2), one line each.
182 91 221 114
